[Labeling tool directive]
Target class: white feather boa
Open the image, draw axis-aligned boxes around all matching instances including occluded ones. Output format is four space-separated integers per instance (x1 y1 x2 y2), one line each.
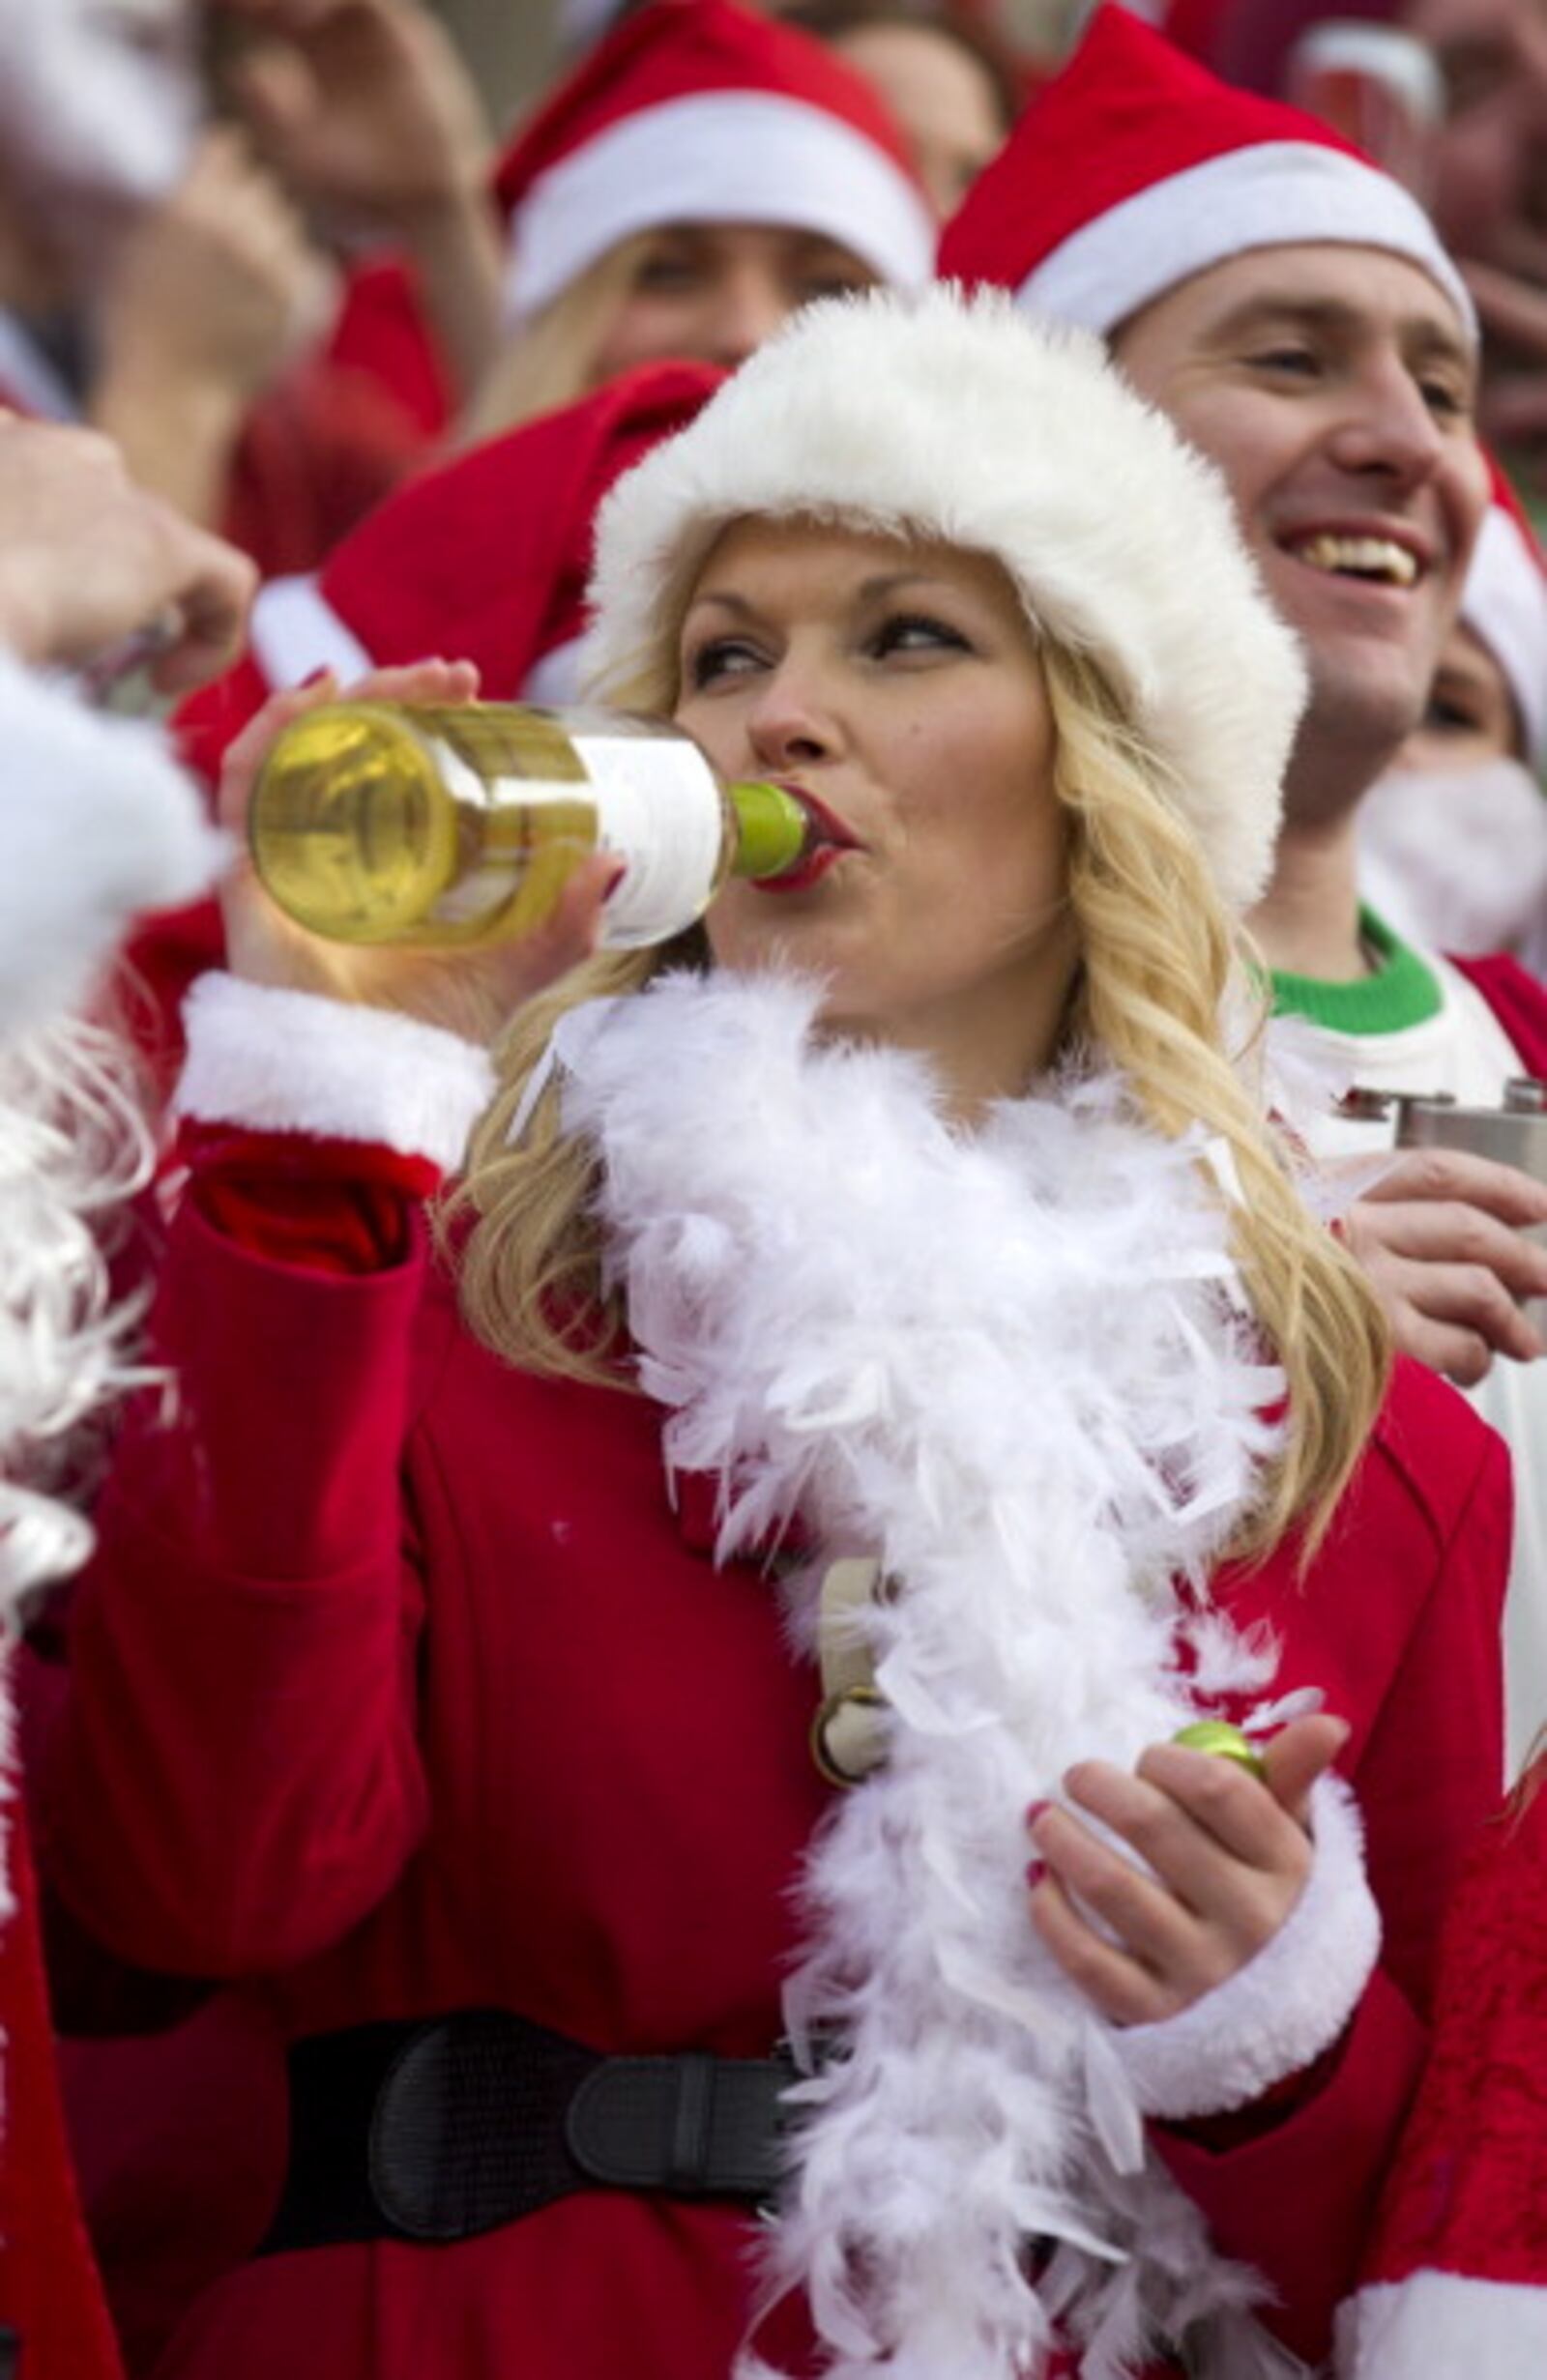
555 970 1323 2380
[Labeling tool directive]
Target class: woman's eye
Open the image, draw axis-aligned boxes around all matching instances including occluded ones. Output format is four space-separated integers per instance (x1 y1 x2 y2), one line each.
634 248 702 293
871 613 971 657
685 637 764 689
798 269 871 305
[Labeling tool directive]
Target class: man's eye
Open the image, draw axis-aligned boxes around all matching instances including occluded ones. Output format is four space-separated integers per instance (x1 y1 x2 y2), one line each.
1249 346 1320 378
1417 373 1471 422
1423 690 1487 736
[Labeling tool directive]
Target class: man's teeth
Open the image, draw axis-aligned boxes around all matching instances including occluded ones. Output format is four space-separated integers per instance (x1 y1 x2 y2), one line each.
1291 532 1419 586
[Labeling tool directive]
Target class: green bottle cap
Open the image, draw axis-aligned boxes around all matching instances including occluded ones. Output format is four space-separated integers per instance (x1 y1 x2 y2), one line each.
1170 1720 1269 1784
728 778 809 880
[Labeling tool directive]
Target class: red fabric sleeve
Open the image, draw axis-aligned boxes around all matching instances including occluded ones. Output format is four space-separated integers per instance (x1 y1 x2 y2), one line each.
1153 1417 1512 2363
41 1182 437 1978
177 1119 443 1274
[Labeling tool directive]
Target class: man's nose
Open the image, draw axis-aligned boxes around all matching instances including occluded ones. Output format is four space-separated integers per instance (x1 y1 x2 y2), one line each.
1324 355 1448 488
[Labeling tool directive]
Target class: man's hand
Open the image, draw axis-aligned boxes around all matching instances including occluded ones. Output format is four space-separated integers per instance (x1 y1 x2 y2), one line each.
214 0 504 393
1341 1143 1547 1384
0 418 255 692
96 128 336 412
216 0 494 234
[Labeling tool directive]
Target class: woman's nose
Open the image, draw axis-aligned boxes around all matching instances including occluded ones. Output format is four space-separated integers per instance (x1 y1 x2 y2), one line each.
702 265 794 367
744 663 838 770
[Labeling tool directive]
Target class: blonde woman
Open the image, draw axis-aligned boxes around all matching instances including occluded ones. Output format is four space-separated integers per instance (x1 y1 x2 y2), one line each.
459 0 934 441
45 290 1506 2380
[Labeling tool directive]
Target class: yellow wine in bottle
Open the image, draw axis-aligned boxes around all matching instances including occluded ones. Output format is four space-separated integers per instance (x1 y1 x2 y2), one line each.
248 702 810 951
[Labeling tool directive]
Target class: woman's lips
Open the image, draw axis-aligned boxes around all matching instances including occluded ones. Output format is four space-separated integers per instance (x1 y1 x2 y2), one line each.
752 783 860 895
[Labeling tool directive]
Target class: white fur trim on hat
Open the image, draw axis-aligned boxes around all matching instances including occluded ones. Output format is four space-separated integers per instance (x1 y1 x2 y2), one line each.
1018 140 1475 341
1115 1771 1380 2119
0 650 226 1040
1336 2271 1547 2377
504 90 934 322
1461 505 1547 767
586 284 1306 912
175 973 494 1172
248 574 372 693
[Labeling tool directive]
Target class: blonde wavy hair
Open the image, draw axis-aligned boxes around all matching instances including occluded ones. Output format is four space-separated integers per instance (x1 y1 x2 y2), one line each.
452 607 1388 1564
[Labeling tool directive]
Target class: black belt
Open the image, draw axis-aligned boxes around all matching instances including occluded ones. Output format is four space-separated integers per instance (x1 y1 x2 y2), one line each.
260 2010 798 2254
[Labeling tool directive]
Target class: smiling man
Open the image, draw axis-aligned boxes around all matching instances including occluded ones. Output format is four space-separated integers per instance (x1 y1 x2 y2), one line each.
942 3 1547 1773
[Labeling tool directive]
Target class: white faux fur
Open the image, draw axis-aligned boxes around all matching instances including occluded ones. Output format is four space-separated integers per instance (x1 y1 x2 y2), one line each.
1336 2272 1547 2377
1116 1772 1379 2119
584 285 1307 914
175 974 495 1174
554 967 1355 2380
0 649 227 1037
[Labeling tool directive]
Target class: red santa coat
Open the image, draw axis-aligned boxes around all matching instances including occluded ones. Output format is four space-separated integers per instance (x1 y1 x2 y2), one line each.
1337 1767 1547 2372
41 1127 1508 2380
0 1792 124 2380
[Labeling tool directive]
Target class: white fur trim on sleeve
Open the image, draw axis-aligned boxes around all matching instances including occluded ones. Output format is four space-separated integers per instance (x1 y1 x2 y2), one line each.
175 973 495 1173
1115 1772 1380 2120
0 649 226 1039
1335 2272 1547 2378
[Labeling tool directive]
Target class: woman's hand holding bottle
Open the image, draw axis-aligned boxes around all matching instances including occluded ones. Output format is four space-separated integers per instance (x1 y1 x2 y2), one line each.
217 660 615 1041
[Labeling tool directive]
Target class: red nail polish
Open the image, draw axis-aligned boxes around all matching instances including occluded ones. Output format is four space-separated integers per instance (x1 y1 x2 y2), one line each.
1026 1799 1051 1829
1025 1858 1047 1890
299 666 333 688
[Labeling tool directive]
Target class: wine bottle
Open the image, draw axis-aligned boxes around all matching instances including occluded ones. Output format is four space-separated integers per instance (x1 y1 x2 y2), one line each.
247 701 813 950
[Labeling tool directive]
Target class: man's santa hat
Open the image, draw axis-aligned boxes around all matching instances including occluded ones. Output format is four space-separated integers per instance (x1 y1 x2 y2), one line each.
587 282 1306 912
938 2 1473 340
1460 457 1547 769
495 0 935 321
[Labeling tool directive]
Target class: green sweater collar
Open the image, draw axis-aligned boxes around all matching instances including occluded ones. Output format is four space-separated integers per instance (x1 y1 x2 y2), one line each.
1268 908 1443 1035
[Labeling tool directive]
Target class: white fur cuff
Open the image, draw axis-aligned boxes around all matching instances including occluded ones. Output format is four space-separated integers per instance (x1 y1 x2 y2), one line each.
1116 1772 1381 2120
1336 2273 1547 2377
176 973 496 1174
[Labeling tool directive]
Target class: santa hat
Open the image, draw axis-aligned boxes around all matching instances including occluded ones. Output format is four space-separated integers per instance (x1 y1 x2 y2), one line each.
494 0 934 321
242 361 725 712
1460 456 1547 769
586 283 1306 913
938 3 1473 341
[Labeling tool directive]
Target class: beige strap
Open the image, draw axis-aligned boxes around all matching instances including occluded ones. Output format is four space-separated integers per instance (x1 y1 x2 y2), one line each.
810 1556 890 1787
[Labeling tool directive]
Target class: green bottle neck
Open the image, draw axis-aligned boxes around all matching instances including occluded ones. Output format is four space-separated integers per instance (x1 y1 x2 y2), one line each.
728 778 810 880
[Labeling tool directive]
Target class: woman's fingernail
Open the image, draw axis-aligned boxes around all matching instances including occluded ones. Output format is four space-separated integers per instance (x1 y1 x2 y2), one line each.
300 666 333 687
1026 1799 1051 1830
1025 1858 1047 1891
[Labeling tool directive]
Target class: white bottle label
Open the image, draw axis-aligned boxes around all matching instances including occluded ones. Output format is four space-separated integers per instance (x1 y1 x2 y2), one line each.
577 732 724 947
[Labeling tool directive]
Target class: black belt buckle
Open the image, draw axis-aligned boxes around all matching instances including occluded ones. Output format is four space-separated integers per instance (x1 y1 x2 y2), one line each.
367 2013 798 2243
